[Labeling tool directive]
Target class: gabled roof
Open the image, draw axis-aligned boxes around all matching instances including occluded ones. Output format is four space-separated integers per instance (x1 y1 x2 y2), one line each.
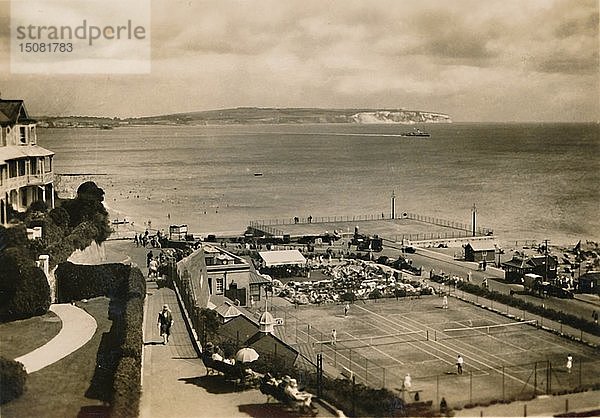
0 99 36 126
214 301 242 319
465 241 497 252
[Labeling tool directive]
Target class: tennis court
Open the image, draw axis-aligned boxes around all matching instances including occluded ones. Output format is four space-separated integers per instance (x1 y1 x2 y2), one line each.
269 294 600 409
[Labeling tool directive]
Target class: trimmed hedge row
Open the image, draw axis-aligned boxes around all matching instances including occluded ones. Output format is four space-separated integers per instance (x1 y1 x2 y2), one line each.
431 275 600 337
55 262 145 417
0 357 27 404
110 267 145 418
55 262 131 303
111 357 141 418
321 378 408 417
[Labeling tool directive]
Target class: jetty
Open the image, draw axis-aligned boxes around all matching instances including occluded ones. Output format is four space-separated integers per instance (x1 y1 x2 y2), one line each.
248 212 494 248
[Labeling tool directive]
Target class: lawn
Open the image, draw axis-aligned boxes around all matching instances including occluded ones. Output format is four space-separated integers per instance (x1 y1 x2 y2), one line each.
1 297 112 418
269 295 600 410
0 311 62 359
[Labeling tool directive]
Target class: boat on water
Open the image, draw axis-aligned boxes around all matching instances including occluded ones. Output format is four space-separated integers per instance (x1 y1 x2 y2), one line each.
401 128 430 137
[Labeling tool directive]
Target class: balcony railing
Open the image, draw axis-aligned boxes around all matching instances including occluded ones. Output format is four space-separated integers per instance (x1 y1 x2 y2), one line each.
0 172 53 190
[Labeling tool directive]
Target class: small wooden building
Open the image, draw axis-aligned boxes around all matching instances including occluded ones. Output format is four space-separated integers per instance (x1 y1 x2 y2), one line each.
502 253 558 283
578 271 600 294
464 242 497 263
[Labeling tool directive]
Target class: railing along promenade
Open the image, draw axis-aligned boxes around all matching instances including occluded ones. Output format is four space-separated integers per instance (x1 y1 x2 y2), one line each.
249 212 493 240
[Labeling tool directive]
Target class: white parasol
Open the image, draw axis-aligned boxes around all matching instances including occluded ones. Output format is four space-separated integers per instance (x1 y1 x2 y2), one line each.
235 347 260 363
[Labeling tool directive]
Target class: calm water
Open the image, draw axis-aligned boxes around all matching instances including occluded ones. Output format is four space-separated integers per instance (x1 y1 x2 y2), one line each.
38 123 599 245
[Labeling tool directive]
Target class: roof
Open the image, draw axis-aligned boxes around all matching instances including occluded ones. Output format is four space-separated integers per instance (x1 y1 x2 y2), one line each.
249 271 272 285
465 241 497 252
0 100 35 126
0 145 54 164
214 301 242 319
579 271 600 281
258 249 306 267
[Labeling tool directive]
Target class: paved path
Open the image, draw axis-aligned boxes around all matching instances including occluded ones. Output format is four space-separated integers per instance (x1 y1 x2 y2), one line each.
100 240 337 418
14 304 97 374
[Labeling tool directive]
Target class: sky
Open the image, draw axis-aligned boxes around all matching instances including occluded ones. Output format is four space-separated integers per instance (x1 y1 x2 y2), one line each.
0 0 598 121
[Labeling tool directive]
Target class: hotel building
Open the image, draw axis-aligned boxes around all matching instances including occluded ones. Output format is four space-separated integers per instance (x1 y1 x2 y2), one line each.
0 99 54 225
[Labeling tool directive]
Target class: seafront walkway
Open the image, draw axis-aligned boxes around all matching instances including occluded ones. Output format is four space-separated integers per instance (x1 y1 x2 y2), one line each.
14 303 97 374
104 239 337 418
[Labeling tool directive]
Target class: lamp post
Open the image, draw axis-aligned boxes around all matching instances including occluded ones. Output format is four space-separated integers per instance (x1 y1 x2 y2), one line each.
471 204 477 237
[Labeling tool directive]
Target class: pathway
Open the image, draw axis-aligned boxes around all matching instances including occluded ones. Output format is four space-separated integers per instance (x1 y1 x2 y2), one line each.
14 303 97 374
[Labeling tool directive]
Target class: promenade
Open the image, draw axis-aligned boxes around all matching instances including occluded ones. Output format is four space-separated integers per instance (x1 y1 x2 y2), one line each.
105 239 337 418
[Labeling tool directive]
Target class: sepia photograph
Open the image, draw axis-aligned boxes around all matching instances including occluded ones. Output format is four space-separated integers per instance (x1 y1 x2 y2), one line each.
0 1 598 417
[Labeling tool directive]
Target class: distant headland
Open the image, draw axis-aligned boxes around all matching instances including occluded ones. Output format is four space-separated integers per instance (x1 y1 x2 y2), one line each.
36 107 452 128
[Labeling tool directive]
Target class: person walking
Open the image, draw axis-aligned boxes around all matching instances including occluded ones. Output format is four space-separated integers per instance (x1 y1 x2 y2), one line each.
157 304 173 345
344 303 350 317
442 295 448 309
456 354 464 374
148 257 159 279
331 329 337 345
566 353 573 374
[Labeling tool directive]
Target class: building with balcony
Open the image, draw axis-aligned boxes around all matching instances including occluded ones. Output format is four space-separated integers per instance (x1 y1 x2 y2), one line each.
0 99 54 225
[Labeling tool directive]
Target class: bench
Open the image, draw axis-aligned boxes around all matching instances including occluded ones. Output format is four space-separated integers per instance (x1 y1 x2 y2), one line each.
259 375 317 416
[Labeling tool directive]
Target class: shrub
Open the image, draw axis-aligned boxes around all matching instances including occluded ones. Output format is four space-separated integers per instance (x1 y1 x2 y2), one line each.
0 357 27 404
0 247 51 322
55 262 131 303
111 356 140 418
341 291 356 302
48 206 70 228
120 298 144 359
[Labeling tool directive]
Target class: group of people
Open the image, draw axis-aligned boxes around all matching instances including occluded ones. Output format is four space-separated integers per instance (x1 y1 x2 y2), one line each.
134 229 164 248
261 374 314 409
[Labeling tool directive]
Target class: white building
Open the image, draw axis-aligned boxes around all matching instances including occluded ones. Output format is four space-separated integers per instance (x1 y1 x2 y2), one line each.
0 99 54 225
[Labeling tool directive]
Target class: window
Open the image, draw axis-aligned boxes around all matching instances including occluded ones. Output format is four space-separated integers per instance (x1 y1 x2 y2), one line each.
215 277 224 295
19 127 27 143
8 161 17 178
44 156 52 173
18 160 26 176
31 158 38 174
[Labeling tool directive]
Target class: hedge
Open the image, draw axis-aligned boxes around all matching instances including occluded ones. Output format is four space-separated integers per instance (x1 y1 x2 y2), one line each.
0 247 51 322
0 357 27 404
111 356 141 418
55 263 132 303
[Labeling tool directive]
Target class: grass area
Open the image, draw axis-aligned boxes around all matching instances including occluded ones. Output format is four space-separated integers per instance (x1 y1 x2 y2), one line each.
0 311 62 359
1 297 112 418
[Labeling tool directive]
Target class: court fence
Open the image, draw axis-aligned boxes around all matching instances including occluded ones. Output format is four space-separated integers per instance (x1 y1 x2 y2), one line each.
266 302 600 412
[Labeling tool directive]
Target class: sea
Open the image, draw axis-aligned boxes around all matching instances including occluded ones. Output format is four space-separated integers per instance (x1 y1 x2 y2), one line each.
38 123 599 246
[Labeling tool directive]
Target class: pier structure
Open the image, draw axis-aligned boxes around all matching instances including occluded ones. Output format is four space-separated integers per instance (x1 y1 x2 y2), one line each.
248 212 494 248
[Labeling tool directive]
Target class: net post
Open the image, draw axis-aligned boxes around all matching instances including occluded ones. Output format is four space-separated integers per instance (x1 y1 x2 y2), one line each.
502 366 505 401
427 330 429 341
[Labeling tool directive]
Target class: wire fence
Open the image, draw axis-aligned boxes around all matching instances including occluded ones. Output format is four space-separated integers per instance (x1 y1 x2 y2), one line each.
266 303 600 410
447 285 600 347
249 212 493 239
